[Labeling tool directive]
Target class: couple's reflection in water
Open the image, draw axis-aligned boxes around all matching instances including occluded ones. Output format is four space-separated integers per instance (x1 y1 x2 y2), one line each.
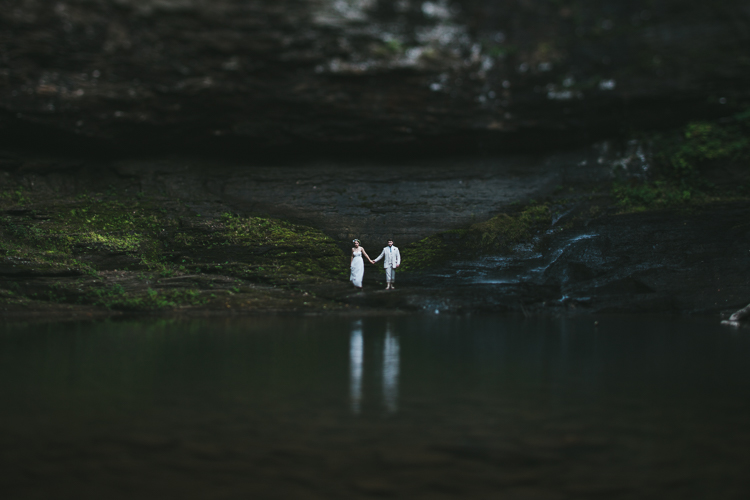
349 320 400 414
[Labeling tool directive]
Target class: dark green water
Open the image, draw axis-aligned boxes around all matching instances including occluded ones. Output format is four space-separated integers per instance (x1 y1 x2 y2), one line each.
1 316 749 499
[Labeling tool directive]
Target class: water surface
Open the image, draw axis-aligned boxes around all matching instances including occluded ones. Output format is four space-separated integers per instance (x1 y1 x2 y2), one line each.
1 316 749 499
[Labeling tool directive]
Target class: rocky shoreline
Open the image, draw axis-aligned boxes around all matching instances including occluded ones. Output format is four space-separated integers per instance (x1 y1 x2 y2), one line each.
2 150 748 323
1 1 749 324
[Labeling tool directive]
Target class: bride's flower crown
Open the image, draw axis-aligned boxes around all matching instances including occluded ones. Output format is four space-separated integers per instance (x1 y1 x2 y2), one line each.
352 239 360 244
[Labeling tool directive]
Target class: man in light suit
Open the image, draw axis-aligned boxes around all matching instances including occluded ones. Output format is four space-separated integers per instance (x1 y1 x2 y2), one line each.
373 238 401 290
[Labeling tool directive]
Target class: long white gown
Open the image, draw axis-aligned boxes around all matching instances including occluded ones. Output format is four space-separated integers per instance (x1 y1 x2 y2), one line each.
350 250 364 287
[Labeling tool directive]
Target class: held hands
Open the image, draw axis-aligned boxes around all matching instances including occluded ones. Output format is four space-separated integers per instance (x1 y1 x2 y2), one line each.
369 259 375 264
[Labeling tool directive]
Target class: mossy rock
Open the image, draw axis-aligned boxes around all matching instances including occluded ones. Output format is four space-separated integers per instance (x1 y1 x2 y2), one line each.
614 109 750 211
401 204 551 271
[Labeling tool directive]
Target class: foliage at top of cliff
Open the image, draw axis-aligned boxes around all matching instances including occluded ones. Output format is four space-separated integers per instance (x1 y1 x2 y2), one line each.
613 109 750 210
657 110 750 181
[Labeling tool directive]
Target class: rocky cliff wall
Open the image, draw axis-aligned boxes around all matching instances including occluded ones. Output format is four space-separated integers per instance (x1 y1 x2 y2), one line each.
2 0 748 157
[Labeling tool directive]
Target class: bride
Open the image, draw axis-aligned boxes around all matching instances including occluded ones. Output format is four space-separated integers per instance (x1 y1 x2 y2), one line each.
350 239 374 289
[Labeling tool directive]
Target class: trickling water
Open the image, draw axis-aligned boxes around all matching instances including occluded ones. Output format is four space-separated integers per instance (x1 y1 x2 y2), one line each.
422 231 601 286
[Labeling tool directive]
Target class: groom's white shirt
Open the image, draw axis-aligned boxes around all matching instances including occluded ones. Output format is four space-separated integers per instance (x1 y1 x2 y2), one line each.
373 245 401 268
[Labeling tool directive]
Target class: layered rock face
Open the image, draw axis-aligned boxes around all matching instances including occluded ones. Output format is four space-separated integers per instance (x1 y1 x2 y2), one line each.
3 142 616 244
1 0 748 155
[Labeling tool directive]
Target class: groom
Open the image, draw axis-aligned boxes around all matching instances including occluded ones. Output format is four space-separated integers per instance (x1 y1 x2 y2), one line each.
373 238 401 290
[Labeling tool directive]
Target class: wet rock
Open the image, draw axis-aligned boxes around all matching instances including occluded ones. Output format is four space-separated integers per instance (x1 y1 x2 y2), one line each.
406 201 750 315
722 303 750 327
730 304 750 322
550 205 750 314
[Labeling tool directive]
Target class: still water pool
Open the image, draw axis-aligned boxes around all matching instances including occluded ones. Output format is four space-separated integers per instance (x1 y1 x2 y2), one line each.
1 315 749 499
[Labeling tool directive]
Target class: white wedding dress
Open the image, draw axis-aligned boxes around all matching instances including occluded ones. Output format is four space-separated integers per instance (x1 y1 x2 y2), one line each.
350 250 364 287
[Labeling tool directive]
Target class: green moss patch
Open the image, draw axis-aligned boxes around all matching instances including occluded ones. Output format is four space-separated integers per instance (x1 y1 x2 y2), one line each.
401 204 551 271
0 194 350 312
658 112 750 182
168 213 348 284
471 204 551 251
614 109 750 210
612 181 698 210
